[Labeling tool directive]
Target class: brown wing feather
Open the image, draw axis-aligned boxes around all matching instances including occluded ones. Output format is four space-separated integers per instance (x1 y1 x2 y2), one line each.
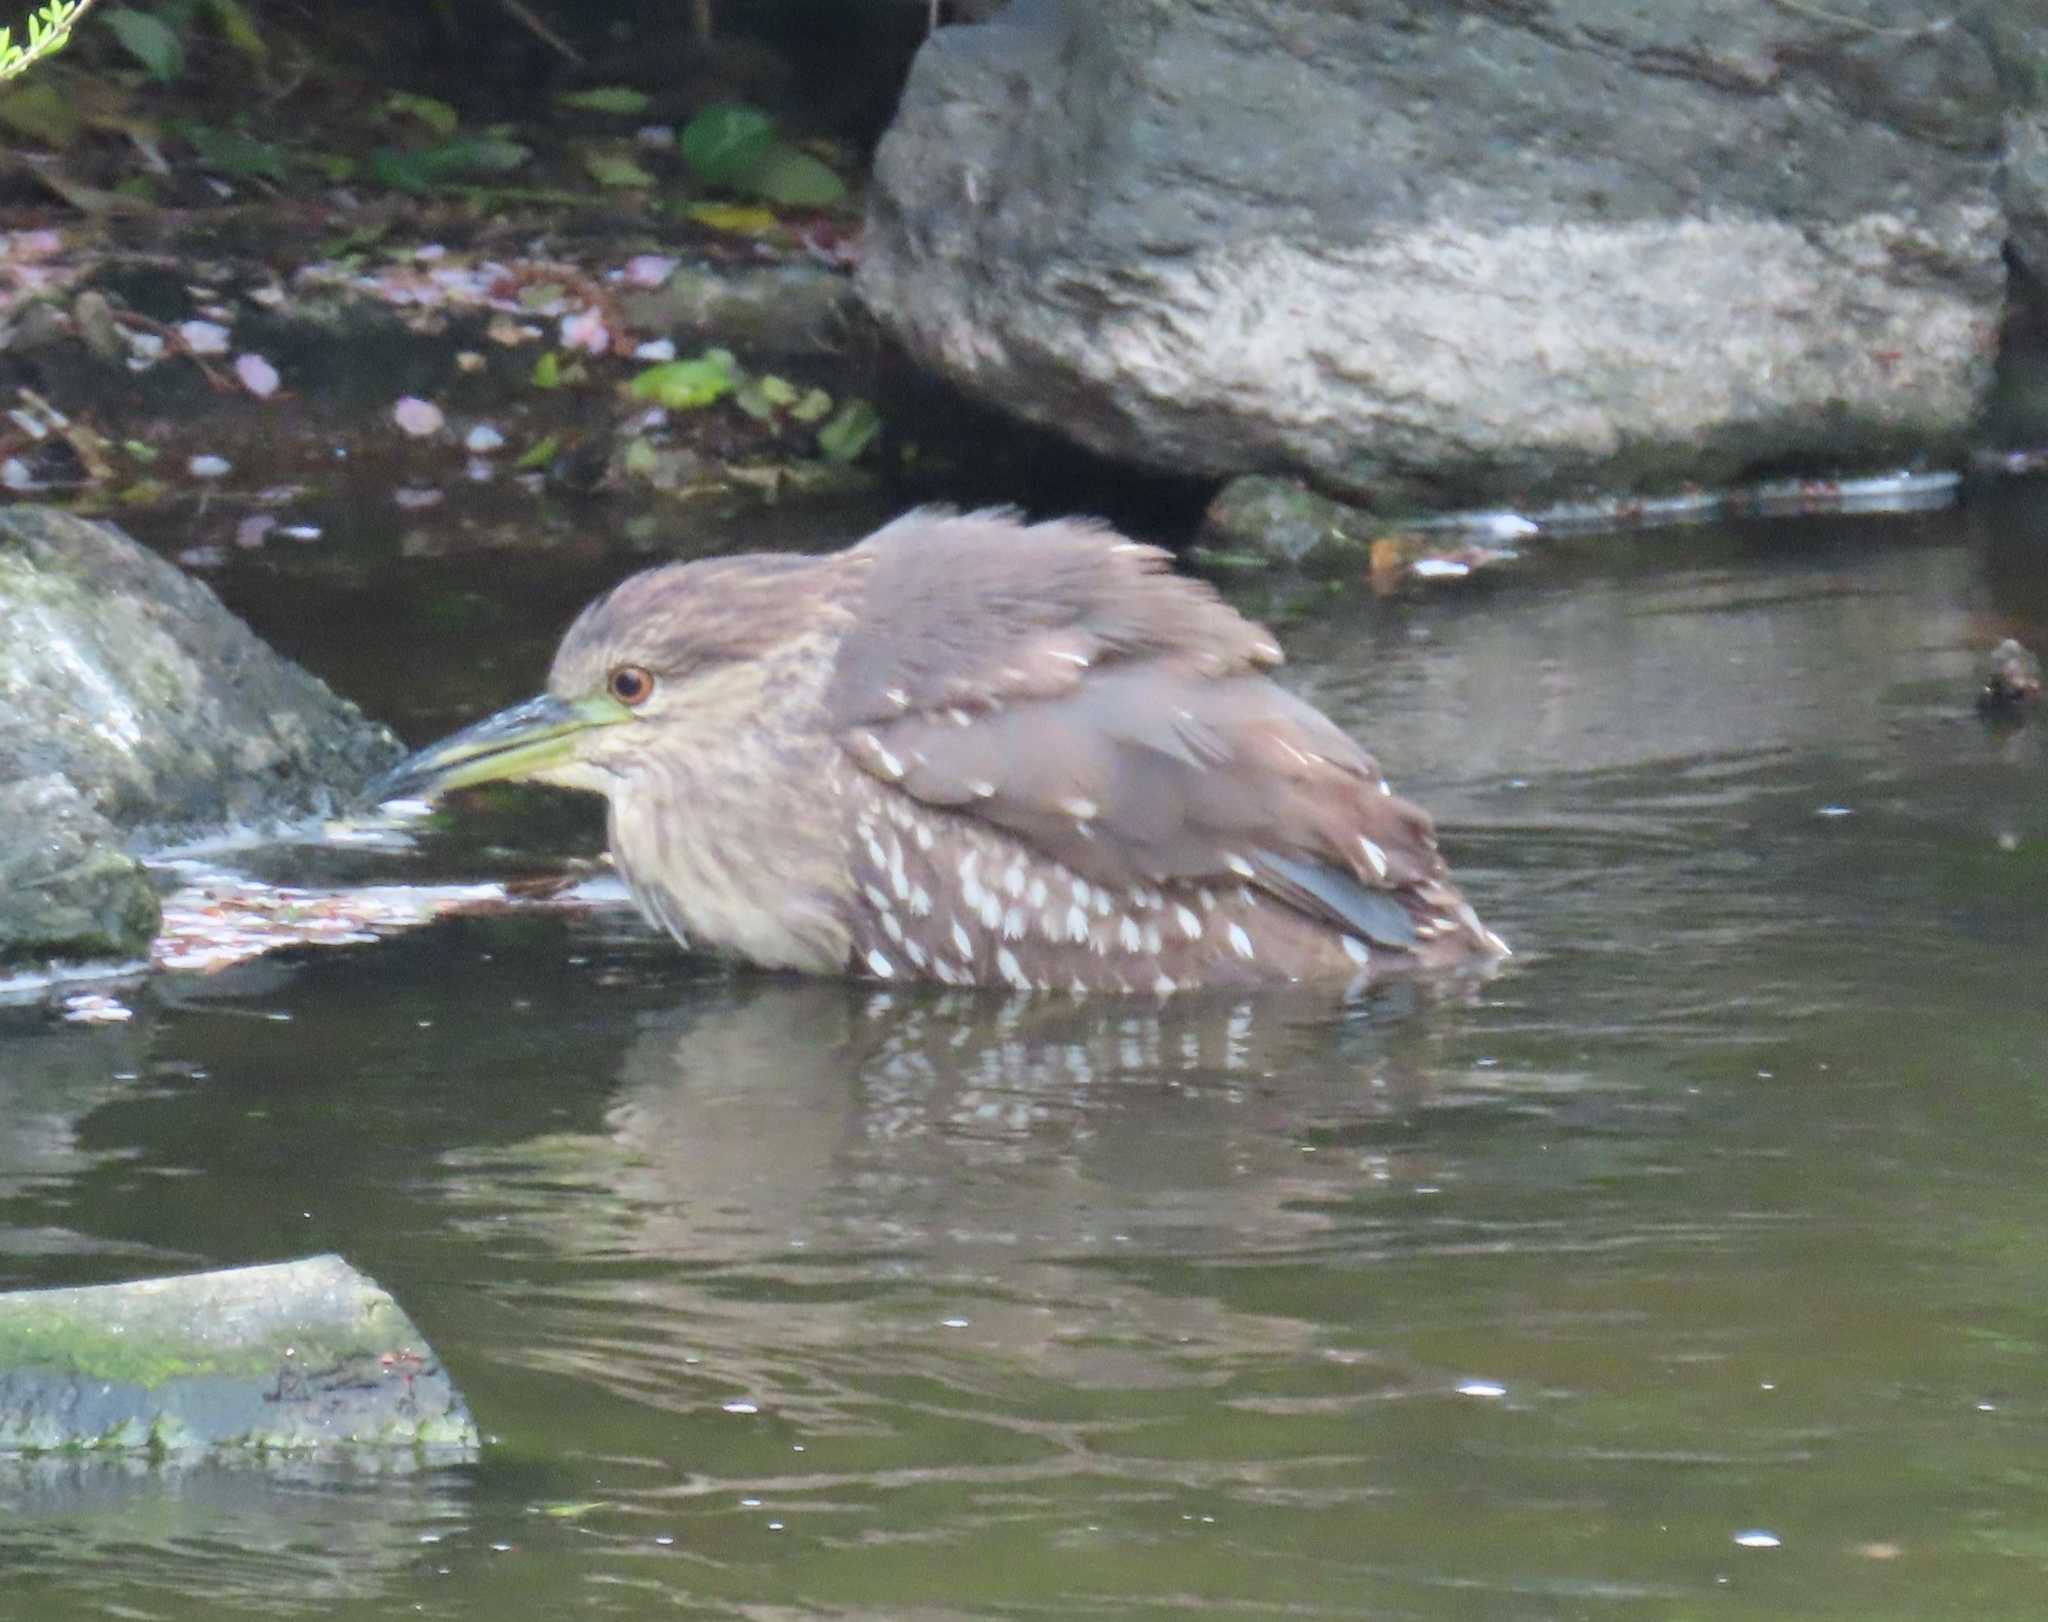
827 510 1461 950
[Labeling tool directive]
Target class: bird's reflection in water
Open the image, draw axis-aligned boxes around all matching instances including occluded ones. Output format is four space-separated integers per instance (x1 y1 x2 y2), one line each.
449 975 1482 1423
472 974 1479 1273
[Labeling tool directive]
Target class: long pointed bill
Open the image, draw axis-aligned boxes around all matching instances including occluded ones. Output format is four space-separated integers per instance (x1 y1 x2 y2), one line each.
376 693 631 802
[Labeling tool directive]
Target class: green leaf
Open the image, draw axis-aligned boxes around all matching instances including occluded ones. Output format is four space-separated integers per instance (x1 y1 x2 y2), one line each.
538 1499 613 1520
0 0 89 82
384 91 458 137
817 399 881 463
734 144 845 207
531 351 562 389
515 433 561 470
680 103 776 187
372 135 527 193
436 134 527 173
203 0 265 58
105 7 185 81
185 123 285 182
788 386 833 424
582 150 655 189
370 148 429 193
629 355 736 410
555 86 648 115
733 382 777 421
0 80 81 146
735 374 804 421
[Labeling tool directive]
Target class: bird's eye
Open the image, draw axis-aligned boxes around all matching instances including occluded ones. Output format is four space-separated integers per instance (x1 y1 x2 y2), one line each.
608 665 655 707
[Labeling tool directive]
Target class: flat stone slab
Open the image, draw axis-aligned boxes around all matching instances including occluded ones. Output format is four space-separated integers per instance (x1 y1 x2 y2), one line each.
0 1254 477 1455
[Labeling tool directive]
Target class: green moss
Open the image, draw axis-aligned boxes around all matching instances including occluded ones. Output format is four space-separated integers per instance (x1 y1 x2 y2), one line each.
0 1274 413 1387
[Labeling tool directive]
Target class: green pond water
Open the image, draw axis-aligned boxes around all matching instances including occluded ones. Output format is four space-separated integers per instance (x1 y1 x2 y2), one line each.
3 482 2047 1619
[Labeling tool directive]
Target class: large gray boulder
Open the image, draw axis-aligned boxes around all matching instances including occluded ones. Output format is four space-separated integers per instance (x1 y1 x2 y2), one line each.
860 0 2030 509
0 507 401 963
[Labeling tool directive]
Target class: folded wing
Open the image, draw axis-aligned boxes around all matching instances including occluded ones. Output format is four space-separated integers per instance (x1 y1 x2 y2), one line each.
827 510 1461 953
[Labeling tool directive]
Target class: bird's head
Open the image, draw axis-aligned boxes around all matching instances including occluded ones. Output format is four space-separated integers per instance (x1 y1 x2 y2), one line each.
377 552 851 803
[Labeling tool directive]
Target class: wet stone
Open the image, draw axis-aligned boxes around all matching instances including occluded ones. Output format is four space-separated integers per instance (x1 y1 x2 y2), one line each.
0 506 402 964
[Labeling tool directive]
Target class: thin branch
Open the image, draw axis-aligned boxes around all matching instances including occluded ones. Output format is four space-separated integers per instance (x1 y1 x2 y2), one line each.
494 0 585 67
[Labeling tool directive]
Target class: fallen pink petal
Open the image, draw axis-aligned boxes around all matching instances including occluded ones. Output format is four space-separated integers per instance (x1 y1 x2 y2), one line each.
177 320 232 355
393 396 446 437
622 254 678 288
235 353 281 398
560 307 610 354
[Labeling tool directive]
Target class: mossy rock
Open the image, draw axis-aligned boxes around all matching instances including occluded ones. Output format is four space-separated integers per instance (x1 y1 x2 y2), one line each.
0 1255 477 1455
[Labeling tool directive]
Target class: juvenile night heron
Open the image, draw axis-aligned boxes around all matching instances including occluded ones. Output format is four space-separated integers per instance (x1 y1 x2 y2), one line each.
381 509 1507 991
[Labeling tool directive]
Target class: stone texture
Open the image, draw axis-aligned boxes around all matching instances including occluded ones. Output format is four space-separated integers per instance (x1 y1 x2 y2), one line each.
2009 111 2048 286
0 777 160 963
0 506 402 963
1987 11 2048 283
1199 475 1377 571
860 0 2028 509
617 264 865 358
0 1254 476 1453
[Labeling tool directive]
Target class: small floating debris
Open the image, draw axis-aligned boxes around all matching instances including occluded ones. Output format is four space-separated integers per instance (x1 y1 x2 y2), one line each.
1982 445 2048 477
1978 638 2042 715
153 874 510 973
60 991 133 1024
149 863 630 975
187 453 231 479
1455 1379 1508 1399
1368 534 1521 592
1732 1529 1782 1549
1462 511 1539 541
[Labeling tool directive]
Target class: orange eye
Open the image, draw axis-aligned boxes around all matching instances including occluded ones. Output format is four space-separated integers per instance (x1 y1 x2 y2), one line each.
608 665 655 707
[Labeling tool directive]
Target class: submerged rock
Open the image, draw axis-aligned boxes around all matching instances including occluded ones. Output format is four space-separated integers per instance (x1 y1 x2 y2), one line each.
1199 476 1374 573
0 1255 476 1454
0 506 401 964
861 0 2023 508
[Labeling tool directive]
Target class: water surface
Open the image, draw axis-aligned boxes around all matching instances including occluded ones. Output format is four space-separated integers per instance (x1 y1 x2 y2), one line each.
3 484 2047 1618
